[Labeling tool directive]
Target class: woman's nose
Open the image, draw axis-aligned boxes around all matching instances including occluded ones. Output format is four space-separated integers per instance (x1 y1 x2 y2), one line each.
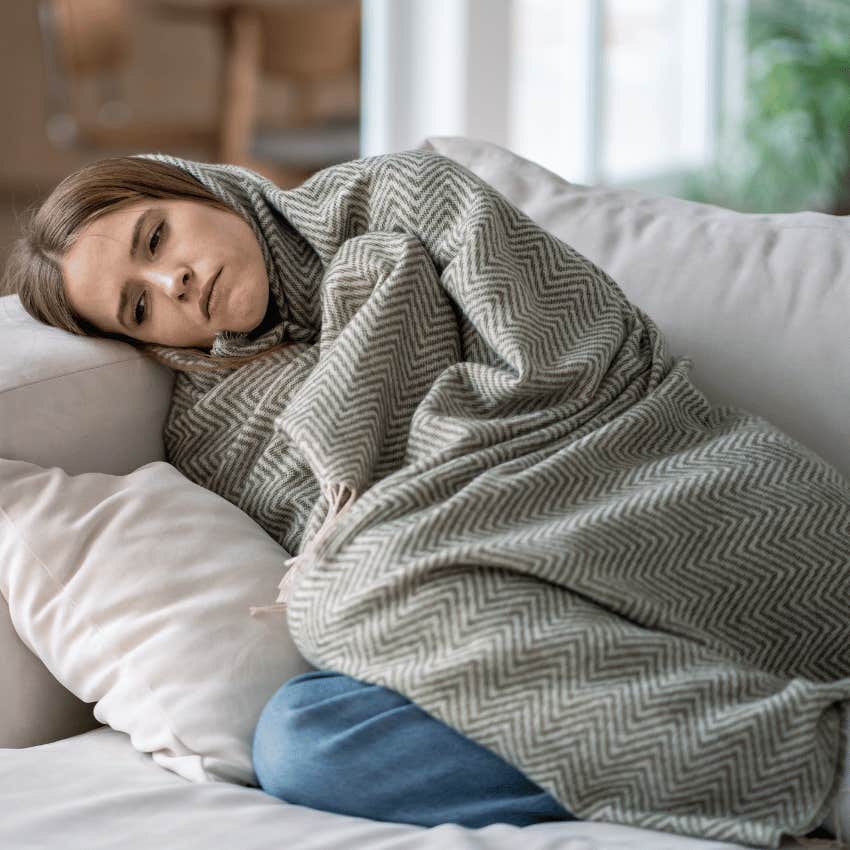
146 266 192 299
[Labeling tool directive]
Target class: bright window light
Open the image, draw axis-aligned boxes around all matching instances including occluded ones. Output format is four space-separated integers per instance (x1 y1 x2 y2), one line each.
508 0 722 186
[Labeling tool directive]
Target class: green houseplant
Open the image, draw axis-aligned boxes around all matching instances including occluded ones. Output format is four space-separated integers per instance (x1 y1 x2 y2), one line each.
684 0 850 214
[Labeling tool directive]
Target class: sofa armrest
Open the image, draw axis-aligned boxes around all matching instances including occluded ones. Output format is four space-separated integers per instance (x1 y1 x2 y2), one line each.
0 600 100 748
0 295 174 475
0 294 175 746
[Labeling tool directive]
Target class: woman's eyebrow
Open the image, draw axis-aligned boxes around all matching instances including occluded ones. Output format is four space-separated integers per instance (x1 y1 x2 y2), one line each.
116 283 131 330
129 208 152 258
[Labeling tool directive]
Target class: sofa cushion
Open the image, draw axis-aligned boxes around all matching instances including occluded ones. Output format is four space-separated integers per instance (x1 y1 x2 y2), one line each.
0 726 770 850
422 136 850 482
0 458 313 786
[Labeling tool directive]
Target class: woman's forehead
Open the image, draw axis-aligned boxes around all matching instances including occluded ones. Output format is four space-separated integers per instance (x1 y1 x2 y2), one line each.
70 199 172 260
61 207 140 324
81 204 140 243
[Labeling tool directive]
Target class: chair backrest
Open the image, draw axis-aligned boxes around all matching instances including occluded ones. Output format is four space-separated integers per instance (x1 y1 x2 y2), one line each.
41 0 132 77
38 0 220 155
256 0 360 82
38 0 133 147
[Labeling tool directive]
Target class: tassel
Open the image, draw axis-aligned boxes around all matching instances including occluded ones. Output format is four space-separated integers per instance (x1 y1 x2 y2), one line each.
249 603 288 616
249 481 359 617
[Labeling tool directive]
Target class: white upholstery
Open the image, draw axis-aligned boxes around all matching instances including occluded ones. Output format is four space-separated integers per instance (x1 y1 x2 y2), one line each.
0 726 753 850
0 295 174 476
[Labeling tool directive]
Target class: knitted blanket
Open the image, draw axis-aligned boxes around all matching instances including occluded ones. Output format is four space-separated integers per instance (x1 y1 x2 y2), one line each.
153 148 850 848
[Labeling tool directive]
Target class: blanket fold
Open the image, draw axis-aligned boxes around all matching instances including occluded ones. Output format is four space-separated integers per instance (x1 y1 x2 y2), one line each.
155 148 850 848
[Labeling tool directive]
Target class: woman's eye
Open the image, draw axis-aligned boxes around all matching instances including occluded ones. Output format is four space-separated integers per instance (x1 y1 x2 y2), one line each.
133 291 146 325
148 223 163 255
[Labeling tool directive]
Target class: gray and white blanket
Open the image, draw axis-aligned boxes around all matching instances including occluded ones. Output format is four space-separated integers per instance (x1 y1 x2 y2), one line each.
152 148 850 848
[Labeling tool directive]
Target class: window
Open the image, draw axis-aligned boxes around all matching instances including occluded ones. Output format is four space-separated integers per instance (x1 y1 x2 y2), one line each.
362 0 743 192
509 0 728 188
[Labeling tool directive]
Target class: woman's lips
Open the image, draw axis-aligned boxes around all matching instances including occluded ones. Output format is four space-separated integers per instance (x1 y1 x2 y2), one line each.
205 268 221 318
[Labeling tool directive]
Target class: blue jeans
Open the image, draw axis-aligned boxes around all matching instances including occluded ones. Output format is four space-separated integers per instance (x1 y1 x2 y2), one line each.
252 670 576 828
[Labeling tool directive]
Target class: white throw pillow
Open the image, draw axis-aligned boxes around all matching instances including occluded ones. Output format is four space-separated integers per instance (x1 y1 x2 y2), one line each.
0 458 313 786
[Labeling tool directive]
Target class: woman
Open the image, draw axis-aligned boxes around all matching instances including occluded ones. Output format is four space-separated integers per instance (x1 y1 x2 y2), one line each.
3 151 848 847
1 153 576 830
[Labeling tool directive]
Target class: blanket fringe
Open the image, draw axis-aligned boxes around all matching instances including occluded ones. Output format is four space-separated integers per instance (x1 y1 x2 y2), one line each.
249 481 359 617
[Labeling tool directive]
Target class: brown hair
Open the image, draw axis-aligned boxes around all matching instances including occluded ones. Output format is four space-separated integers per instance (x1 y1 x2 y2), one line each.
1 155 290 373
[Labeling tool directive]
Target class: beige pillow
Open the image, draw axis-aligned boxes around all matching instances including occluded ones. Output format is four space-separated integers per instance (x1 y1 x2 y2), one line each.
0 458 313 786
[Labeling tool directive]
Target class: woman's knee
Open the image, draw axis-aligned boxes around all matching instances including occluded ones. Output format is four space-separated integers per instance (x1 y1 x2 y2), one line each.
251 669 575 827
252 670 379 801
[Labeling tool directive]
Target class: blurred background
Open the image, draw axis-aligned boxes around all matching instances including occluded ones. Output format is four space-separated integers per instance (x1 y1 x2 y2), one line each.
1 0 848 274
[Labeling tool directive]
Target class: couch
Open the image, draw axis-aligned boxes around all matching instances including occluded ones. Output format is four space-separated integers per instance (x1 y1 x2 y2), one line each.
1 136 847 849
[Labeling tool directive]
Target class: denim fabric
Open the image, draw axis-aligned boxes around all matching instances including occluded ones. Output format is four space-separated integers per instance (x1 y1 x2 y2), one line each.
252 670 576 828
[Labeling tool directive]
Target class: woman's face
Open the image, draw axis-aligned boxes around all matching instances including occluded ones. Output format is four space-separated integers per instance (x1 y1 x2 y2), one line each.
61 198 270 349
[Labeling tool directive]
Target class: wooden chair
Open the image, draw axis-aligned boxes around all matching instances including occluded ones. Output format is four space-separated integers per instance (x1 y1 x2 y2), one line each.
218 0 361 186
38 0 218 155
38 0 361 186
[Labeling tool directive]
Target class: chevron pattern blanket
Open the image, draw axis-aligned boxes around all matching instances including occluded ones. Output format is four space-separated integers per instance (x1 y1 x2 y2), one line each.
153 149 850 848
